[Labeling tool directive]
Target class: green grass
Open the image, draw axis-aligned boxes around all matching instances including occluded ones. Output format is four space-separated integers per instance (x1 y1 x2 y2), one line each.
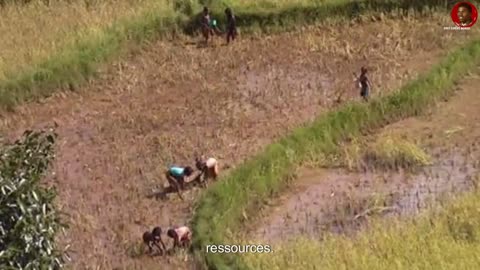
0 0 455 111
242 183 480 269
191 35 480 269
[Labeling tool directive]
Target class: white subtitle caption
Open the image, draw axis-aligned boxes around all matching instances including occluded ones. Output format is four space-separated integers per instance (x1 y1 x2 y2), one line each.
206 244 272 254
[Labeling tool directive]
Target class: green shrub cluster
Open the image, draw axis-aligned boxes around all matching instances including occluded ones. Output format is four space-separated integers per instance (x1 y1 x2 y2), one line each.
0 130 66 269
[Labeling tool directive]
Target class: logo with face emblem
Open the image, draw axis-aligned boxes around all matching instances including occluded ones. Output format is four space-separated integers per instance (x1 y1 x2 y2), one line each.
451 2 478 28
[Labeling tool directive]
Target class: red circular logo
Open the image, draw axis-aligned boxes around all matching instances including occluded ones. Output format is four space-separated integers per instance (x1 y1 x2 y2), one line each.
451 2 478 28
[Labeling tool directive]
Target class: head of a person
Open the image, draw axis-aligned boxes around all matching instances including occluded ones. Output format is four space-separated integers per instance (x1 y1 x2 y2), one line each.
225 7 232 16
458 3 473 24
167 229 177 238
195 158 204 170
184 166 194 176
203 6 209 15
152 226 162 239
361 67 367 74
142 231 152 243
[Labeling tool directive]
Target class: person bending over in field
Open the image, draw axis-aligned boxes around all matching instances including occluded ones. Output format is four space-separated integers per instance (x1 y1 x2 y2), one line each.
166 165 194 200
143 226 167 256
167 226 192 250
356 67 372 101
195 156 219 186
225 7 237 44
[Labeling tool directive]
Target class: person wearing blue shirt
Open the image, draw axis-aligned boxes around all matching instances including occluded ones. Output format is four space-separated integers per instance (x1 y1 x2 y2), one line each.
166 165 194 200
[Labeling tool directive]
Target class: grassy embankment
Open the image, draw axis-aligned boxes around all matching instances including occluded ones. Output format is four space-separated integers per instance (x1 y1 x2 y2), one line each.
0 0 450 110
190 29 480 270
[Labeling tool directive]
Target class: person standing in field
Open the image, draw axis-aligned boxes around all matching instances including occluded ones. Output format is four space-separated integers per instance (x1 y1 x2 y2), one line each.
200 7 221 44
356 67 372 101
201 7 214 43
225 7 237 44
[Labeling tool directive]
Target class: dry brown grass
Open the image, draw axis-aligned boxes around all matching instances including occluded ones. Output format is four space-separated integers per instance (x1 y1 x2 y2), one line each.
0 0 173 81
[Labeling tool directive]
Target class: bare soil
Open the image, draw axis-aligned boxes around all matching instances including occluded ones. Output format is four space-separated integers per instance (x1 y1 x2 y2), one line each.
0 15 475 269
250 67 480 245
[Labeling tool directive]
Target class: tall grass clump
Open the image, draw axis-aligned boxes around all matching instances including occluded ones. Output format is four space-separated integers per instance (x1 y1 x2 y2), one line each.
0 129 66 269
242 189 480 269
191 36 480 269
364 135 432 170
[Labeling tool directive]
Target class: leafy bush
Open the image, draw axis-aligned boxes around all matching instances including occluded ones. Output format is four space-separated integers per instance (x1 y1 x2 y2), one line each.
0 129 67 269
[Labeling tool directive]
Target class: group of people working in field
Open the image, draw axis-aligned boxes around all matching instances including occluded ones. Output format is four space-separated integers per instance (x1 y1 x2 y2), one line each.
200 6 237 44
142 156 219 256
140 6 374 257
200 6 372 100
166 156 219 200
143 225 192 256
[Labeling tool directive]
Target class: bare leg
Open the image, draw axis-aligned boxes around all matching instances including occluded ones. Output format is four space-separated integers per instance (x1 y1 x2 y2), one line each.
202 27 210 45
167 173 184 200
160 239 167 254
147 243 154 256
153 242 163 256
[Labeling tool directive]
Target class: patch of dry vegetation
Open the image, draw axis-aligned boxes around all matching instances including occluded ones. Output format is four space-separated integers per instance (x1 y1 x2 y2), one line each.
338 134 432 171
0 0 174 81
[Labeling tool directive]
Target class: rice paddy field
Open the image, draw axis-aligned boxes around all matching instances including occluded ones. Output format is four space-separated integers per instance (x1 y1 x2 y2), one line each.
1 0 480 269
242 66 480 270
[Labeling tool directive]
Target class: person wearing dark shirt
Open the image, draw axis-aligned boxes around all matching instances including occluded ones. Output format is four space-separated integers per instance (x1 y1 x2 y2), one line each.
357 67 371 101
225 7 237 44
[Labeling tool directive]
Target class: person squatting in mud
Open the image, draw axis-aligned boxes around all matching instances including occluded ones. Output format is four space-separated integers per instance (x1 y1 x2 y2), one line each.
356 67 372 101
143 226 167 256
165 165 194 200
167 226 192 250
195 156 219 186
225 7 237 44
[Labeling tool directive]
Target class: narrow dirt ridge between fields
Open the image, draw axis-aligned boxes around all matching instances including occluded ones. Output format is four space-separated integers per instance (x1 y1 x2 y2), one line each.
250 67 480 245
0 15 476 269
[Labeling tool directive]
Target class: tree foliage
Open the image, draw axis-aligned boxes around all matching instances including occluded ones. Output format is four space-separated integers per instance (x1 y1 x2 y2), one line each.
0 129 66 270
